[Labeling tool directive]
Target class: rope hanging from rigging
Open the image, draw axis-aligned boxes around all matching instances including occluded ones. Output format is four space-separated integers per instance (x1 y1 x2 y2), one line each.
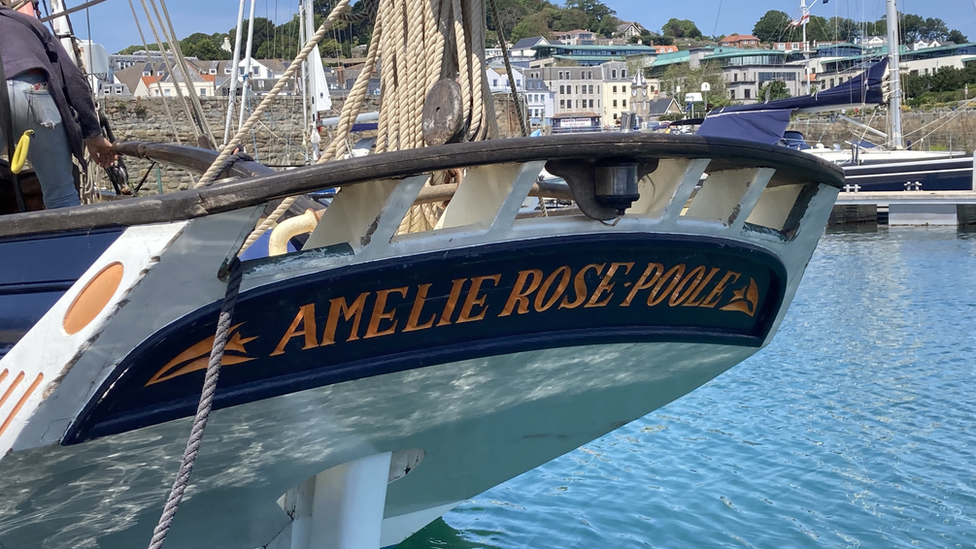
230 0 500 250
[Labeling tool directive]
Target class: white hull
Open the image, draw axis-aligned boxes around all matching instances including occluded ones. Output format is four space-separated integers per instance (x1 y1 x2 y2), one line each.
0 134 843 548
0 340 755 548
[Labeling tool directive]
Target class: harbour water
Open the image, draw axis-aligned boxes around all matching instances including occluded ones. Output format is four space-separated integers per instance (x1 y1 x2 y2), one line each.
401 228 976 548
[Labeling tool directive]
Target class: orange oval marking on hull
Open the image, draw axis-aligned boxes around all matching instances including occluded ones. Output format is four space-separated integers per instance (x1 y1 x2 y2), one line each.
63 262 124 336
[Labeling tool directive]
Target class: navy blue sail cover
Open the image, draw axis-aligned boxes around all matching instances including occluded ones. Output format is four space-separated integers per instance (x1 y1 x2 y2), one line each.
698 59 888 144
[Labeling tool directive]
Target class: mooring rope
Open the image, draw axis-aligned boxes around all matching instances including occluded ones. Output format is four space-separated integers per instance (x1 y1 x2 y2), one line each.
145 257 243 549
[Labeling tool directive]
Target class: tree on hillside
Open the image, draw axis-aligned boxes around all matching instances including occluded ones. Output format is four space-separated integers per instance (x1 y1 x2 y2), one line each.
117 34 230 60
863 19 885 37
947 29 968 43
803 15 832 42
487 0 556 33
660 61 732 109
563 0 618 37
921 17 949 41
858 13 963 43
752 10 790 43
180 33 231 60
510 9 556 42
662 18 702 39
117 44 162 55
229 17 277 52
827 17 861 43
758 80 791 102
552 8 590 32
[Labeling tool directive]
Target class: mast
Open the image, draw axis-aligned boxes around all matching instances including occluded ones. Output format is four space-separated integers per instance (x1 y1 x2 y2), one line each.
801 0 810 95
237 0 258 133
885 0 904 148
304 0 317 122
48 0 83 70
299 0 309 162
223 0 247 145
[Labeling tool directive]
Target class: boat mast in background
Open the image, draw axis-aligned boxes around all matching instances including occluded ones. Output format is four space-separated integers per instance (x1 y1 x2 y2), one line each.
48 0 84 70
885 0 904 149
237 0 258 134
801 0 810 95
223 0 247 145
304 0 332 123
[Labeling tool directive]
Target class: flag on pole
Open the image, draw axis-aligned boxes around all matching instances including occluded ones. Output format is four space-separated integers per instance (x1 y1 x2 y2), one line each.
790 13 810 26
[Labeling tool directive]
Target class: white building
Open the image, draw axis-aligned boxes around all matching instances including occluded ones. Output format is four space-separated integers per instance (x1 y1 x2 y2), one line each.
600 60 631 125
524 69 555 126
486 66 523 92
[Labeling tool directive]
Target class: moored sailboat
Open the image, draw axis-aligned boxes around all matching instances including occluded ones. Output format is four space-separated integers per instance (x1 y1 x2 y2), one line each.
698 0 975 192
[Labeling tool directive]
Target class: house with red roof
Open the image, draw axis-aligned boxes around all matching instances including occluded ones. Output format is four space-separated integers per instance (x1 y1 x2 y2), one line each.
719 35 760 48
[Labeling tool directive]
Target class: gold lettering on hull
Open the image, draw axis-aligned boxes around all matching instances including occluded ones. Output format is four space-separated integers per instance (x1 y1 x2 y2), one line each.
264 262 763 355
458 275 501 323
154 257 769 385
403 283 436 332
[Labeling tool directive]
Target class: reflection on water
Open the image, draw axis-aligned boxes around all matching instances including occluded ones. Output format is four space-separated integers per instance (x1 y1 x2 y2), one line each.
400 228 976 548
398 518 498 549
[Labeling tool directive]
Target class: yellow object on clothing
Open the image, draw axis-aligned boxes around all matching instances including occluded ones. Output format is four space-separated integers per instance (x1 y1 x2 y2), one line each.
11 129 34 174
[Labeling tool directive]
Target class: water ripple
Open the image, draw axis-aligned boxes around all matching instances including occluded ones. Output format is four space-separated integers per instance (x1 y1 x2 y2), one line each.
401 228 976 549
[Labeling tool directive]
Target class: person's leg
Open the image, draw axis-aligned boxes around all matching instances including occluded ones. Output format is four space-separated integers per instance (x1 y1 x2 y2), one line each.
12 75 80 209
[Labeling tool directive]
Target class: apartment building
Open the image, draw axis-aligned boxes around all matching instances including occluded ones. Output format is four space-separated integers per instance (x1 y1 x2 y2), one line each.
600 61 631 125
540 65 603 117
523 69 556 126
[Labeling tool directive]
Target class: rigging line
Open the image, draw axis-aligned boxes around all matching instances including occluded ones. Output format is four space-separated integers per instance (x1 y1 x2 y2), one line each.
37 0 110 22
137 0 199 135
194 0 353 187
153 0 217 146
712 0 722 39
127 0 182 144
85 4 93 96
486 0 526 137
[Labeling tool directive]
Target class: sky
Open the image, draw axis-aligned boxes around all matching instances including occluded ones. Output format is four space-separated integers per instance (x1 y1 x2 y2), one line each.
76 0 976 55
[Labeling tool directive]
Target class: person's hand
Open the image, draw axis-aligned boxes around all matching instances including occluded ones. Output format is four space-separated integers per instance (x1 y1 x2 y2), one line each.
85 135 117 168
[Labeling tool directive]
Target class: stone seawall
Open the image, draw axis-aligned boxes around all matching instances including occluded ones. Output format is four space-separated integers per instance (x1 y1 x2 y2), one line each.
108 96 974 194
788 111 976 154
106 93 524 194
105 96 380 193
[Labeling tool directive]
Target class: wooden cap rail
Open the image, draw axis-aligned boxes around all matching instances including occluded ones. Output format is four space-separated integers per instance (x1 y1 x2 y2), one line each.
0 134 844 238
